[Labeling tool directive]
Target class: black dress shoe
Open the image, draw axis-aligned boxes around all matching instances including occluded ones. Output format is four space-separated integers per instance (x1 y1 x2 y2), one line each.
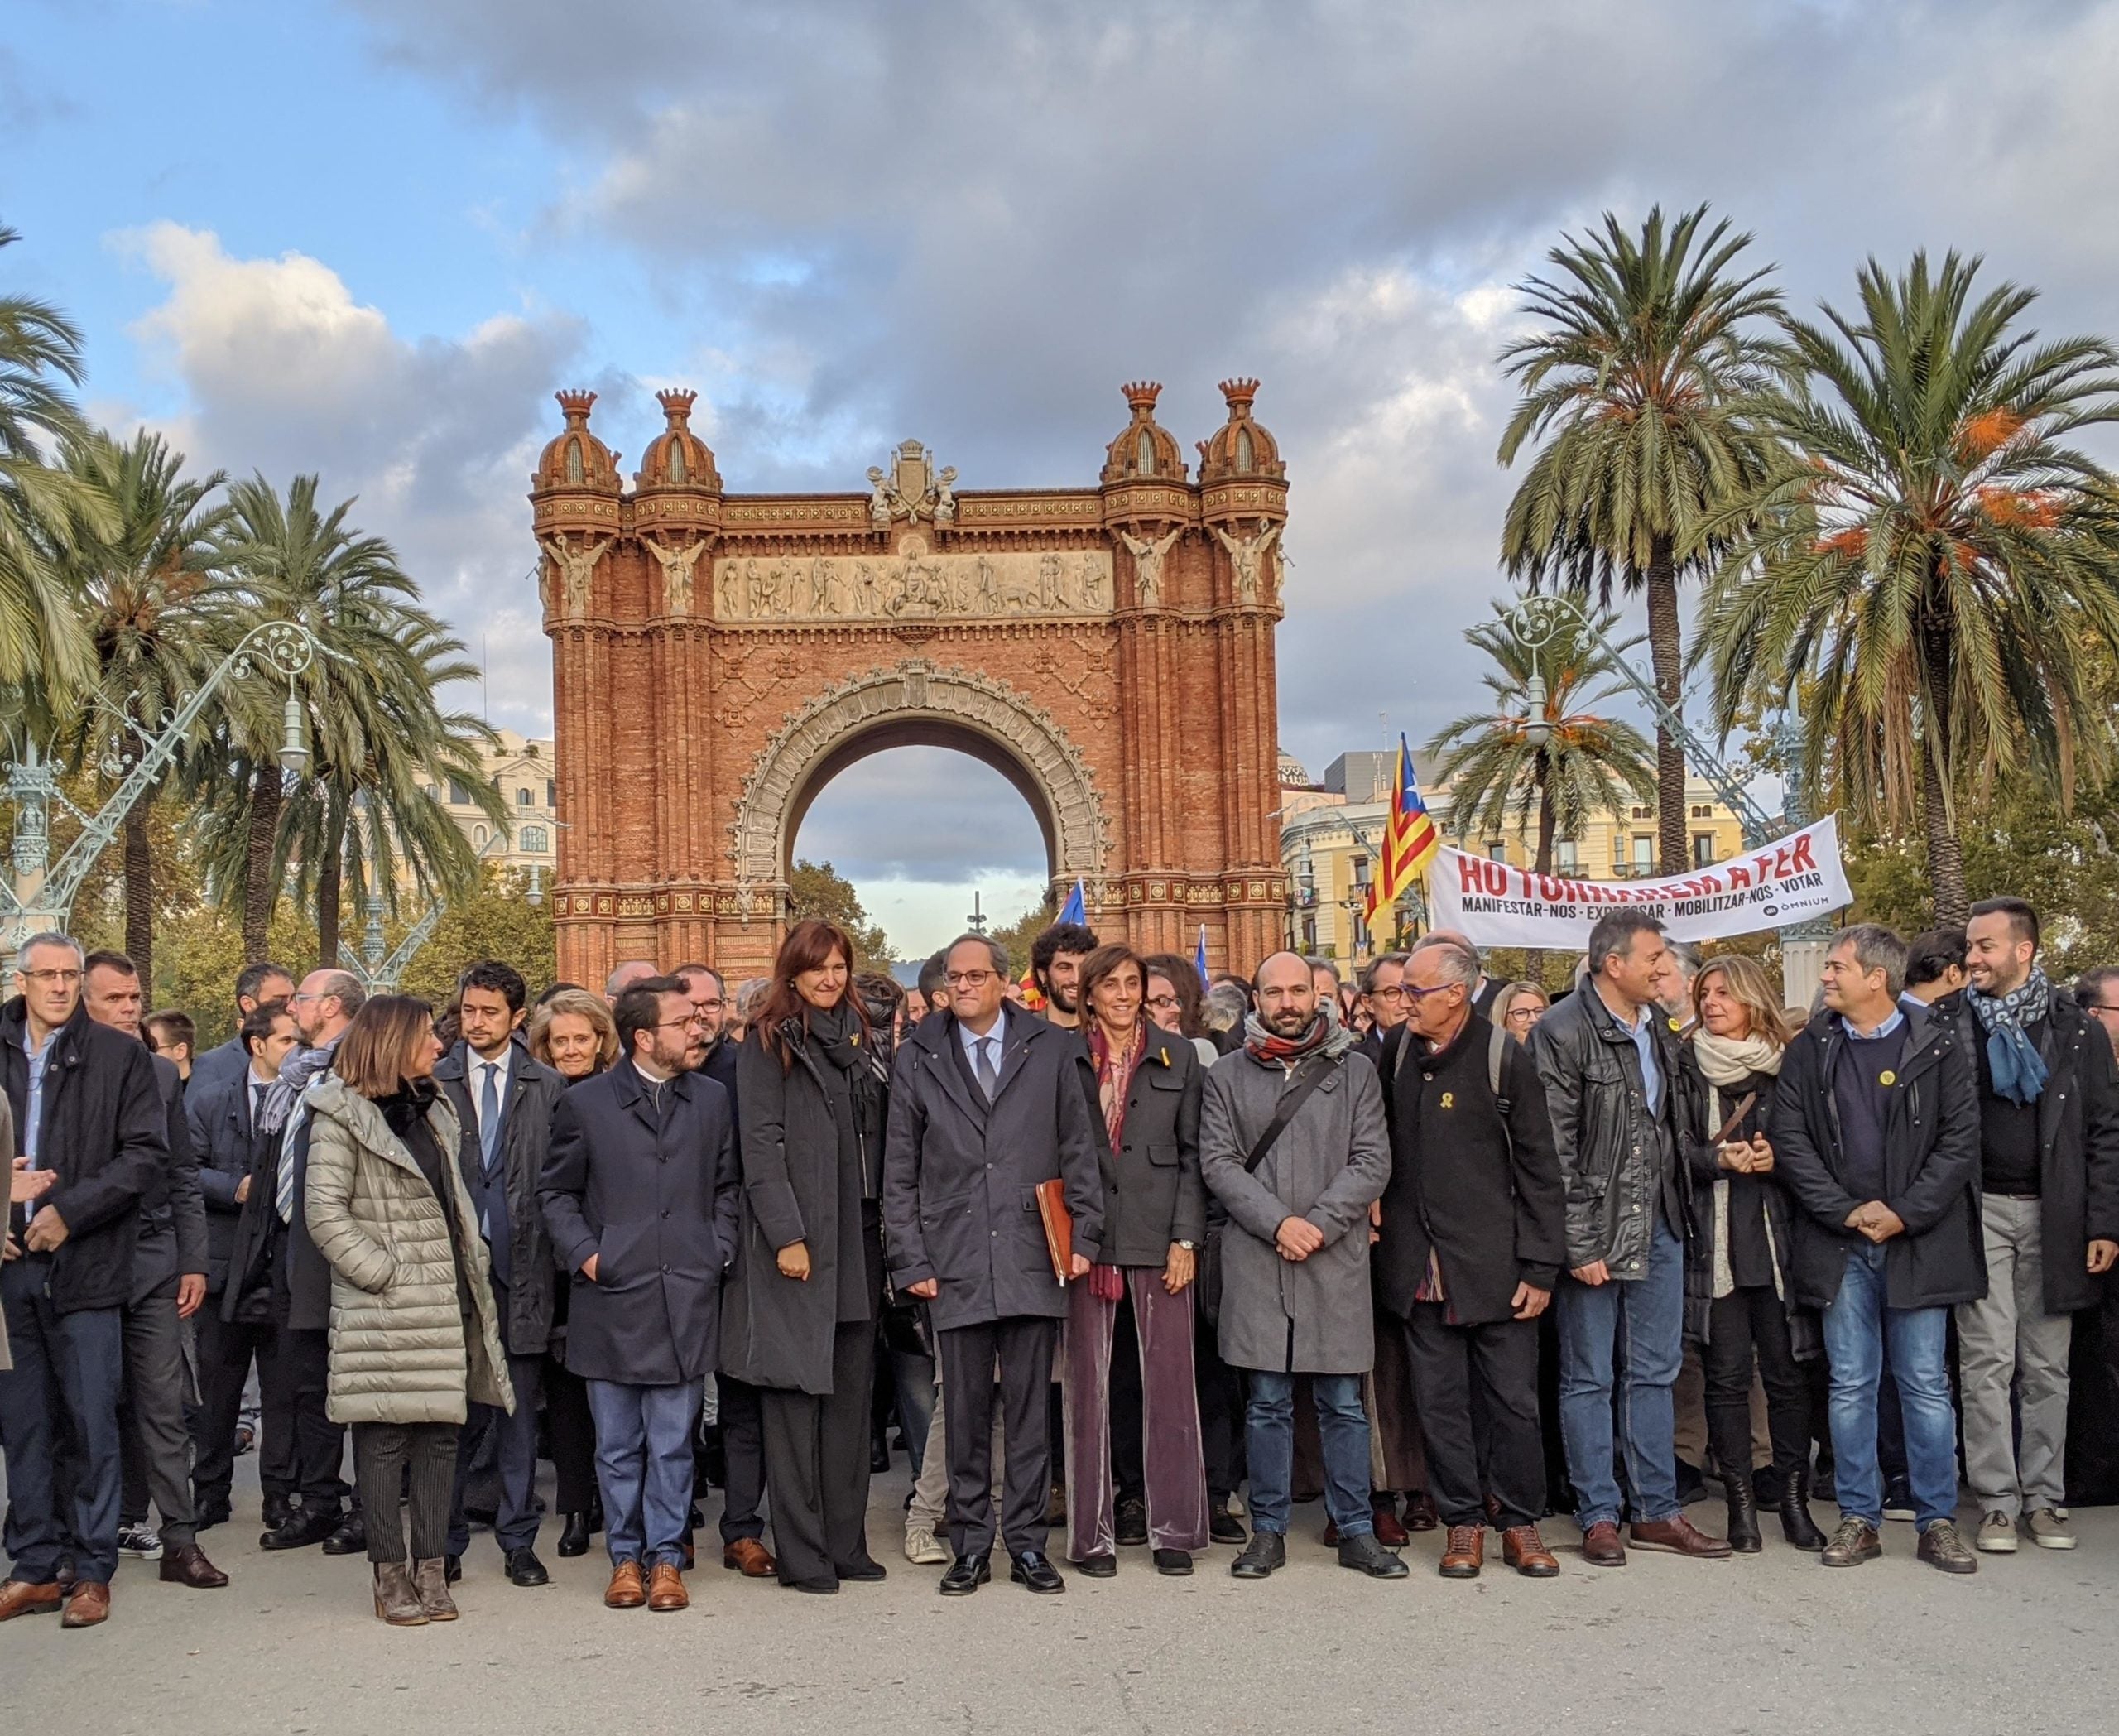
321 1512 367 1556
444 1554 463 1585
558 1512 593 1558
195 1498 233 1532
506 1547 550 1587
1153 1549 1193 1576
871 1432 891 1474
1230 1532 1285 1579
1208 1502 1247 1546
1010 1551 1066 1594
836 1558 887 1583
261 1493 293 1532
1114 1498 1149 1546
939 1552 991 1597
1074 1552 1117 1578
261 1506 340 1551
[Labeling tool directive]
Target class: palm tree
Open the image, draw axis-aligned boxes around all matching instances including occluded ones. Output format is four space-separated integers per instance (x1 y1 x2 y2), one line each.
57 429 230 988
0 222 102 709
201 473 502 961
1497 204 1785 873
1698 252 2119 925
1425 599 1660 878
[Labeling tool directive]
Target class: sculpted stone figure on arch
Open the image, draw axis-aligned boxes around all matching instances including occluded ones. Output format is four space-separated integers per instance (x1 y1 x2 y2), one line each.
529 377 1291 981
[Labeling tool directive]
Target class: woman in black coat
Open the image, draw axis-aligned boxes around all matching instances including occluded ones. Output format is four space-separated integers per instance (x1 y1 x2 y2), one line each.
719 919 891 1593
1679 954 1825 1554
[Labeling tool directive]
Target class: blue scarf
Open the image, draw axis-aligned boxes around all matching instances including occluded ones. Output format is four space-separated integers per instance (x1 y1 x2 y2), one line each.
1968 968 2050 1107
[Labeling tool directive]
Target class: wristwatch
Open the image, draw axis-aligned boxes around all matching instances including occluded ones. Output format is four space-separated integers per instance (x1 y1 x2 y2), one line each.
1176 1239 1197 1252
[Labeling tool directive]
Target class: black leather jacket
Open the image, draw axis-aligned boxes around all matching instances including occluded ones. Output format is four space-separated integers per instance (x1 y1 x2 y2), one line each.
1528 986 1690 1277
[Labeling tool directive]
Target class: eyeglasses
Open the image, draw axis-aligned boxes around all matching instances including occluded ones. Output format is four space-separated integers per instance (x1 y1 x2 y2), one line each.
1403 981 1461 1003
1144 993 1180 1011
20 968 82 986
1505 1006 1544 1025
2091 1003 2119 1017
945 970 996 988
656 1014 707 1031
1369 984 1410 1003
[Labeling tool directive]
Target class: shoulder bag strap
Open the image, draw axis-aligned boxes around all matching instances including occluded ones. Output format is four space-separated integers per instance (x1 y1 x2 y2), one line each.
1242 1054 1341 1175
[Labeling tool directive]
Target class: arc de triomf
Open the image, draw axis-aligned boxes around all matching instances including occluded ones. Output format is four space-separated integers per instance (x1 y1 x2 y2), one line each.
532 378 1289 983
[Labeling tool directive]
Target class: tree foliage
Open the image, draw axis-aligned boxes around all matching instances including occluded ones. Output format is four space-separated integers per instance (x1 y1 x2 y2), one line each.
788 858 894 967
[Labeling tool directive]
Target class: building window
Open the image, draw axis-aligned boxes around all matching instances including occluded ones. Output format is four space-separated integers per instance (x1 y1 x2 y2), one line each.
1631 835 1654 874
1691 804 1713 820
546 780 557 808
448 777 472 807
521 825 548 854
1300 915 1317 952
517 787 532 807
1555 839 1578 873
1351 855 1370 888
473 825 489 848
1693 833 1716 868
1630 805 1652 821
1486 839 1506 862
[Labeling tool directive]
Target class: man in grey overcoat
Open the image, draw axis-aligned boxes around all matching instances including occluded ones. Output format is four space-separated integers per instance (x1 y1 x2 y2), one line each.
882 934 1104 1597
1199 951 1404 1580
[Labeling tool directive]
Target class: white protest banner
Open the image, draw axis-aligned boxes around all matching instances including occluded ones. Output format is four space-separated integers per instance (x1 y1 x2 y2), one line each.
1425 815 1852 948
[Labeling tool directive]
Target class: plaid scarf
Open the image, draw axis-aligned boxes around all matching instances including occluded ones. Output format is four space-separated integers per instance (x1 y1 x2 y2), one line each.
1968 967 2051 1106
1086 1019 1148 1152
1242 1003 1357 1067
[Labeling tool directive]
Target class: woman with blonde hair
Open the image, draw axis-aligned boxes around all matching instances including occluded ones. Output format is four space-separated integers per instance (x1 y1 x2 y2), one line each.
305 996 512 1625
1491 981 1550 1043
528 988 620 1083
1678 955 1824 1556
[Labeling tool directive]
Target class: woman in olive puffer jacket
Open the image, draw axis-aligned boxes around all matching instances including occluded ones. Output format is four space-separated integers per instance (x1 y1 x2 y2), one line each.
305 996 512 1628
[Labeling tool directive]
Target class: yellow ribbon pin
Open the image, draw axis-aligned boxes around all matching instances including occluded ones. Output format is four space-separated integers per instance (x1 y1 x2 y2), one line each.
1440 1091 1454 1109
1879 1069 1896 1087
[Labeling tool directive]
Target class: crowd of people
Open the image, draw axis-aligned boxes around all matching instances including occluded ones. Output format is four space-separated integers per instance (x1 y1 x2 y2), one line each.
2 896 2115 1627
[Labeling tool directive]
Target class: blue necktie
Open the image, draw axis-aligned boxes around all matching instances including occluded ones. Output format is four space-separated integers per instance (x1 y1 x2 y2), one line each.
975 1036 999 1102
480 1063 511 1289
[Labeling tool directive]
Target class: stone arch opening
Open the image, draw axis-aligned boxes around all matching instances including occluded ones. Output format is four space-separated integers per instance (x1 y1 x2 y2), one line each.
732 661 1109 910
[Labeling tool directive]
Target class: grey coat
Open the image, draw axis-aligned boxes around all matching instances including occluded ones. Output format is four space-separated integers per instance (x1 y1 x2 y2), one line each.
541 1061 741 1386
882 1007 1105 1332
1199 1046 1391 1374
1077 1024 1208 1266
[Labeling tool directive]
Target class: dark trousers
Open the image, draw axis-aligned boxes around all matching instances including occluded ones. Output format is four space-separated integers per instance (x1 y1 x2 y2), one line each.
1703 1285 1811 1482
758 1320 878 1588
937 1315 1055 1559
449 1349 545 1555
0 1259 124 1585
352 1420 458 1564
1402 1306 1545 1528
1194 1301 1246 1503
279 1326 351 1507
545 1359 599 1513
193 1309 290 1511
716 1374 768 1543
115 1286 197 1545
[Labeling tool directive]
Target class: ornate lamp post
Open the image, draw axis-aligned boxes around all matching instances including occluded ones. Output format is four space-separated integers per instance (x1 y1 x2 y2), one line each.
0 620 320 971
344 829 534 997
1506 592 1831 1006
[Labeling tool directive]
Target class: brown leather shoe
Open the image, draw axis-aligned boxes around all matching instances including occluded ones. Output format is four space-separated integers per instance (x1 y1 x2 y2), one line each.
1439 1523 1484 1579
372 1563 427 1626
1404 1490 1440 1532
1502 1524 1561 1578
60 1580 111 1628
723 1537 776 1578
604 1560 646 1609
1581 1521 1626 1565
0 1579 63 1621
159 1544 229 1589
1630 1515 1732 1559
647 1563 690 1612
412 1558 458 1620
1372 1507 1411 1548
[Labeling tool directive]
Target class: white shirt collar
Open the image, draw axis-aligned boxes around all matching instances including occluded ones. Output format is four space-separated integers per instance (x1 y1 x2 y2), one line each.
958 1013 1005 1060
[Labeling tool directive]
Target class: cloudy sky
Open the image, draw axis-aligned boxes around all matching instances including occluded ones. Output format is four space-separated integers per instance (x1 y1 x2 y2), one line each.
9 0 2119 954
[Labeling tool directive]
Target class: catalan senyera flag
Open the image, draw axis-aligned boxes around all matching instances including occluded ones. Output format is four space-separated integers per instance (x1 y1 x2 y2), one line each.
1366 735 1440 937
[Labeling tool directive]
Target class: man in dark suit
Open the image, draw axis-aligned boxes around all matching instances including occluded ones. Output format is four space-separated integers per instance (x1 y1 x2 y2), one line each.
542 976 741 1614
81 950 223 1590
882 934 1104 1598
0 934 169 1628
438 959 568 1588
188 999 300 1532
188 960 295 1101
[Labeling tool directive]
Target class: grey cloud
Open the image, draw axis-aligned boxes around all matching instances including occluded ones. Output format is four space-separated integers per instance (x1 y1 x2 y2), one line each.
793 745 1050 886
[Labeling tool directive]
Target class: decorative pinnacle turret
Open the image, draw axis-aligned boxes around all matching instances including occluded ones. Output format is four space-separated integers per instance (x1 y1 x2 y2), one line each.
555 389 597 426
1218 378 1259 414
1121 381 1163 415
656 389 699 425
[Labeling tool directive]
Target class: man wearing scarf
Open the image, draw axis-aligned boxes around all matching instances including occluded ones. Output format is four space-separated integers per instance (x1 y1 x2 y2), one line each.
1957 899 2119 1554
1199 953 1402 1580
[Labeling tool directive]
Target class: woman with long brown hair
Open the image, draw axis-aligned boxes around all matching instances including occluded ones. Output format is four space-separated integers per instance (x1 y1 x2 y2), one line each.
719 919 891 1592
1679 954 1826 1555
305 996 512 1625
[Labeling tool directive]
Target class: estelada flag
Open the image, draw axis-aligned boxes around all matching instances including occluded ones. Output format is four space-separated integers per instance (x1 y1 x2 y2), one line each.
1367 735 1439 932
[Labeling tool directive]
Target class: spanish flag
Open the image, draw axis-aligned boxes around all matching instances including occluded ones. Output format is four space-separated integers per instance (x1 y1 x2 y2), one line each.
1367 735 1439 940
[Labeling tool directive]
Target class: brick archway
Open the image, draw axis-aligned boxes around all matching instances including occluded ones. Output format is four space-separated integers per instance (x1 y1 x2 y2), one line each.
732 661 1109 906
536 381 1291 982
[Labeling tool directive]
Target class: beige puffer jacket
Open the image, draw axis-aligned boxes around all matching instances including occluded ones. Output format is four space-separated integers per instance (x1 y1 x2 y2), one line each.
303 1074 512 1426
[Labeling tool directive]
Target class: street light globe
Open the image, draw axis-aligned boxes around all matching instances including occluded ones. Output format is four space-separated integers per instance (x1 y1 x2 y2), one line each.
277 691 310 776
1522 672 1551 750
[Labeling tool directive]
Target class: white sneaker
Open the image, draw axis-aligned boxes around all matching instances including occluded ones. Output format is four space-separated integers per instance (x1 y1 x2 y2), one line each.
903 1525 949 1565
118 1522 164 1560
2023 1508 2077 1550
1975 1511 2018 1553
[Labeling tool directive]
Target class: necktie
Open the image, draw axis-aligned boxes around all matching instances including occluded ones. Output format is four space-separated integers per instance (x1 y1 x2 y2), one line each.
479 1063 502 1175
974 1036 999 1103
252 1081 268 1134
274 1088 298 1224
481 1062 512 1288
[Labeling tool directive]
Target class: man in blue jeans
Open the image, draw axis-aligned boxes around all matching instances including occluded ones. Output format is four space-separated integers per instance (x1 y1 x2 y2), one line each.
1773 925 1983 1574
1199 952 1402 1580
1530 911 1730 1565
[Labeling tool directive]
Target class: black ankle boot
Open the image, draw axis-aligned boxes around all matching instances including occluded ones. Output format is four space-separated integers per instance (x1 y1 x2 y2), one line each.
1724 1474 1762 1554
1779 1467 1828 1551
558 1512 593 1557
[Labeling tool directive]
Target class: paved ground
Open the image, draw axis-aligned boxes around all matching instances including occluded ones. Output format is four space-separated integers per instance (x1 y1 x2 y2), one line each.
4 1460 2116 1736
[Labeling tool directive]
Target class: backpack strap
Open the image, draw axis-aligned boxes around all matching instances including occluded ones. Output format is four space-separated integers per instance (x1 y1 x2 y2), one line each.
1488 1020 1510 1115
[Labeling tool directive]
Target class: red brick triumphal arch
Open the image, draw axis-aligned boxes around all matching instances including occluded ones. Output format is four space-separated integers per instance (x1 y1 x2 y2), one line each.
533 379 1290 983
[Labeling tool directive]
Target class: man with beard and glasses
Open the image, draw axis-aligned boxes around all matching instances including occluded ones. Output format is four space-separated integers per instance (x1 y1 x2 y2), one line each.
1200 952 1402 1582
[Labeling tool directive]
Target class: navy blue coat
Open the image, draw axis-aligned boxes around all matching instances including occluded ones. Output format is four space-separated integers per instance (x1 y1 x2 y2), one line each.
541 1061 741 1385
187 1062 273 1296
